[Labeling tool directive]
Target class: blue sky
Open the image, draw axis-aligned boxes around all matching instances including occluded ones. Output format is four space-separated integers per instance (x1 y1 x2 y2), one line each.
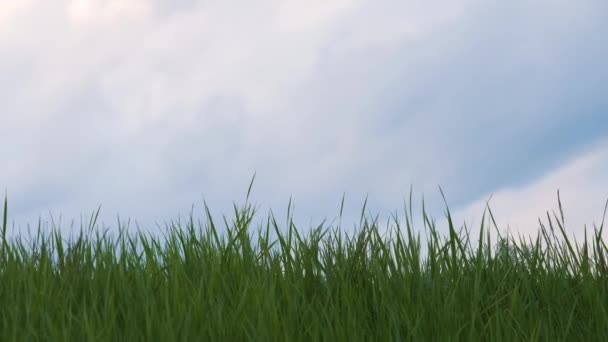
1 0 607 246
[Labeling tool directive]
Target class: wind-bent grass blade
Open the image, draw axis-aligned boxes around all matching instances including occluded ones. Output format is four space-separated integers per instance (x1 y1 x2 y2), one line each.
2 192 7 252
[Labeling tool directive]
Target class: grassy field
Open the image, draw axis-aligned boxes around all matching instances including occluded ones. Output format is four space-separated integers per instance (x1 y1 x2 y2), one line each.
1 185 607 341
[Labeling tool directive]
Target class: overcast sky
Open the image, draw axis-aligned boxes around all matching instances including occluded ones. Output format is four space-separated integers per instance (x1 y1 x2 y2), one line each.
1 0 607 248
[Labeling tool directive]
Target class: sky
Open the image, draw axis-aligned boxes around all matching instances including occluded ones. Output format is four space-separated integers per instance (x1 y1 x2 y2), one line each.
1 0 607 251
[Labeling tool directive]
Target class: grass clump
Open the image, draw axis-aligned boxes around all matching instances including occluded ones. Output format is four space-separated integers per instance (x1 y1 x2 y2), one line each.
0 186 607 341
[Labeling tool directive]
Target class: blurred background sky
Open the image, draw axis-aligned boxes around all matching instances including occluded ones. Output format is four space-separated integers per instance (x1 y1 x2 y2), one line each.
1 0 607 247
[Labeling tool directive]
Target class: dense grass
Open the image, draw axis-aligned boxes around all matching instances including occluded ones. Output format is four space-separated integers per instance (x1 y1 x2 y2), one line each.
1 186 607 341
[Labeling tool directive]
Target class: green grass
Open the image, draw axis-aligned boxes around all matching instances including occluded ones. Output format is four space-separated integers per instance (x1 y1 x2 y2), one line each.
0 186 607 341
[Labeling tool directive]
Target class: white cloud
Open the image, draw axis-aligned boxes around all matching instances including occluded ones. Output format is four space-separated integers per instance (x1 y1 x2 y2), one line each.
278 0 358 33
327 0 474 53
0 1 33 29
451 138 608 251
67 0 153 26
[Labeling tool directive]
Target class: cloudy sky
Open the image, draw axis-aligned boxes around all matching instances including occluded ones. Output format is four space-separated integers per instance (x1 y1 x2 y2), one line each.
1 0 607 248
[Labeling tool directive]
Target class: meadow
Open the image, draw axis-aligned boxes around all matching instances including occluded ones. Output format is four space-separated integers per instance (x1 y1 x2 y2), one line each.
1 184 607 341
